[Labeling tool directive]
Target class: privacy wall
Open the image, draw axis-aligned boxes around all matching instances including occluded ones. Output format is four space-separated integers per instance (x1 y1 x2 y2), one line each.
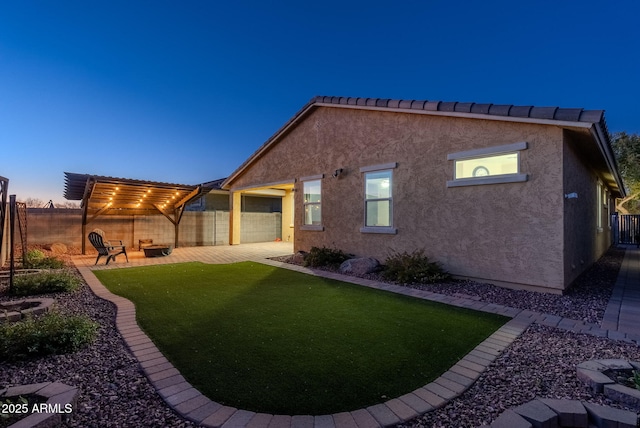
27 209 281 252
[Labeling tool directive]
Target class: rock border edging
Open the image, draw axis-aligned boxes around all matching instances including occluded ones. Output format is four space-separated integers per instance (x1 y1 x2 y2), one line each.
488 398 639 428
0 298 55 322
577 359 640 408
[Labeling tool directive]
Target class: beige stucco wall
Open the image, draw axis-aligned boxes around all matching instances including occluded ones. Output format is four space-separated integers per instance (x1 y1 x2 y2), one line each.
562 131 614 286
229 107 572 292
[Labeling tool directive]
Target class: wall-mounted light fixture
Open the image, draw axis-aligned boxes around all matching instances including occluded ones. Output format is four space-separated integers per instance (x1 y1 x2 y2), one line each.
332 168 344 178
564 192 578 199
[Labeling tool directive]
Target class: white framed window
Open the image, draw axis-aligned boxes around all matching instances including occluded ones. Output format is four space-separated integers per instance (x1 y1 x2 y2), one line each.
605 188 611 228
360 163 397 234
301 176 323 231
447 142 528 187
597 182 603 232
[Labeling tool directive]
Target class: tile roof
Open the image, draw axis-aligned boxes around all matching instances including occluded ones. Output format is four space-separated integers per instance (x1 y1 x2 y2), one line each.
222 95 621 195
312 96 606 126
200 178 227 190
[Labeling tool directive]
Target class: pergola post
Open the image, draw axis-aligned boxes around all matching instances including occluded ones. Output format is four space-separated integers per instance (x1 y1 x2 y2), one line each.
281 189 294 243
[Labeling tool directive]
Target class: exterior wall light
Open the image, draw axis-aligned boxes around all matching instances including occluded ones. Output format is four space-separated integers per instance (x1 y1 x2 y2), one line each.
564 192 578 199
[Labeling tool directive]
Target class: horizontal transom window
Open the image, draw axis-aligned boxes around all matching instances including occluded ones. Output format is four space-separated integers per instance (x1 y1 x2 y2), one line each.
447 141 528 187
455 152 519 179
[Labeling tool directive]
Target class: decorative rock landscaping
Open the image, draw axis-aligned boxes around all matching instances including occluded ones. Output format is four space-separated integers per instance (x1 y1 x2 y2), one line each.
339 257 380 275
2 245 637 427
0 298 55 322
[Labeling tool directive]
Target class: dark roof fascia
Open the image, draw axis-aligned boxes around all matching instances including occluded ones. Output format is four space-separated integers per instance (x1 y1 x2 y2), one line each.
591 123 627 198
222 100 317 189
222 96 619 192
200 177 227 190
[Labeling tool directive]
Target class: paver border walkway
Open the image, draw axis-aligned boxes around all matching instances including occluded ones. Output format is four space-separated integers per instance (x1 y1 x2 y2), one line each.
73 245 640 428
602 246 640 334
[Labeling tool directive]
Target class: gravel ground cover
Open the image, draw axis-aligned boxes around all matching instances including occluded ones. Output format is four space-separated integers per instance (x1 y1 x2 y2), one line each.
275 247 624 326
0 247 636 427
0 270 195 428
410 247 623 325
277 247 640 426
403 324 640 428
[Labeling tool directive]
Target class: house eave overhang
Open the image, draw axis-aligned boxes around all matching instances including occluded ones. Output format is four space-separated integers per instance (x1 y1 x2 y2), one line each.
222 101 317 190
591 123 626 198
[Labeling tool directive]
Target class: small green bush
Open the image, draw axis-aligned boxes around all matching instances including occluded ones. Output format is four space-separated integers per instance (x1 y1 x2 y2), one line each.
303 246 353 268
11 271 81 296
382 250 450 285
631 370 640 391
0 311 98 361
24 249 65 269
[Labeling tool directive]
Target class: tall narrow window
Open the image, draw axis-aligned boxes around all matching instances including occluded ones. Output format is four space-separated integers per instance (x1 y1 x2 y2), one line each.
597 182 603 231
360 163 397 234
303 180 322 226
365 170 392 227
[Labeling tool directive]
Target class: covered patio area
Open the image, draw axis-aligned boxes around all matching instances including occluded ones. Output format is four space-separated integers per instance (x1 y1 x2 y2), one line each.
64 172 215 254
227 181 295 245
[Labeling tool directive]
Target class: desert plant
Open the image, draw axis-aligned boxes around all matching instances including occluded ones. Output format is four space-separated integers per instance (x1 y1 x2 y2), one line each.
23 249 65 269
303 246 352 268
11 271 81 296
381 249 450 285
630 370 640 391
0 311 98 361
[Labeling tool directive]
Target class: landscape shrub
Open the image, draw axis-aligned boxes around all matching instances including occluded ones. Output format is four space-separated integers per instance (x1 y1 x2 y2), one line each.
24 249 65 269
631 370 640 391
381 250 450 285
11 271 81 296
303 246 353 268
0 311 98 361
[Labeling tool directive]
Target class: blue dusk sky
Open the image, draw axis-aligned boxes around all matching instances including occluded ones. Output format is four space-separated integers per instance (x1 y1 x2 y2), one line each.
1 1 639 204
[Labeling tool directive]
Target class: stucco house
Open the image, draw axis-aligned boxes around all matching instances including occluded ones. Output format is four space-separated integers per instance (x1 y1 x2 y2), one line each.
222 96 625 293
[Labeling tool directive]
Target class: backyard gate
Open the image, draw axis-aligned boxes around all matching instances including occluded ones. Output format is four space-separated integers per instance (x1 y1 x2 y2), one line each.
614 214 640 246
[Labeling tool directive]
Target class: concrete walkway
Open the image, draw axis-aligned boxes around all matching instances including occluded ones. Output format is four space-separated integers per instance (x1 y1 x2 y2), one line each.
73 244 640 428
73 241 295 270
602 246 640 334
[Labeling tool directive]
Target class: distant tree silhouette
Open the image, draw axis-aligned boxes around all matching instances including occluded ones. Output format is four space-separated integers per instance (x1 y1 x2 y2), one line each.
612 132 640 214
20 197 79 208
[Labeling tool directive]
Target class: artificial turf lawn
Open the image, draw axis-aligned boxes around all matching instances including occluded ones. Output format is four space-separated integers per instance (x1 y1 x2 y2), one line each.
95 262 507 414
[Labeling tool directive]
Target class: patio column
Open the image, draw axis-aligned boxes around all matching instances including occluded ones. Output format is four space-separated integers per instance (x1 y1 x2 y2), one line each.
281 189 294 243
229 191 241 245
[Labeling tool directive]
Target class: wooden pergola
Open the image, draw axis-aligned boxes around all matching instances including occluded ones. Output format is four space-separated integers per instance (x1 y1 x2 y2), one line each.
64 172 213 254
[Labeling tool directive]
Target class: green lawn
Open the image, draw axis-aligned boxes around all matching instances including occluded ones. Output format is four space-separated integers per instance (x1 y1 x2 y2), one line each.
95 262 507 414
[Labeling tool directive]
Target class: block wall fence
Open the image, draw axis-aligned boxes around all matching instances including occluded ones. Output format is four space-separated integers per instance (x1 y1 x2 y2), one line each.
25 209 282 253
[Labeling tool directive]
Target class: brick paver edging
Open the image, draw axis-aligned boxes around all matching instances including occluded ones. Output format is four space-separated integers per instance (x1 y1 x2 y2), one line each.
74 259 636 428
